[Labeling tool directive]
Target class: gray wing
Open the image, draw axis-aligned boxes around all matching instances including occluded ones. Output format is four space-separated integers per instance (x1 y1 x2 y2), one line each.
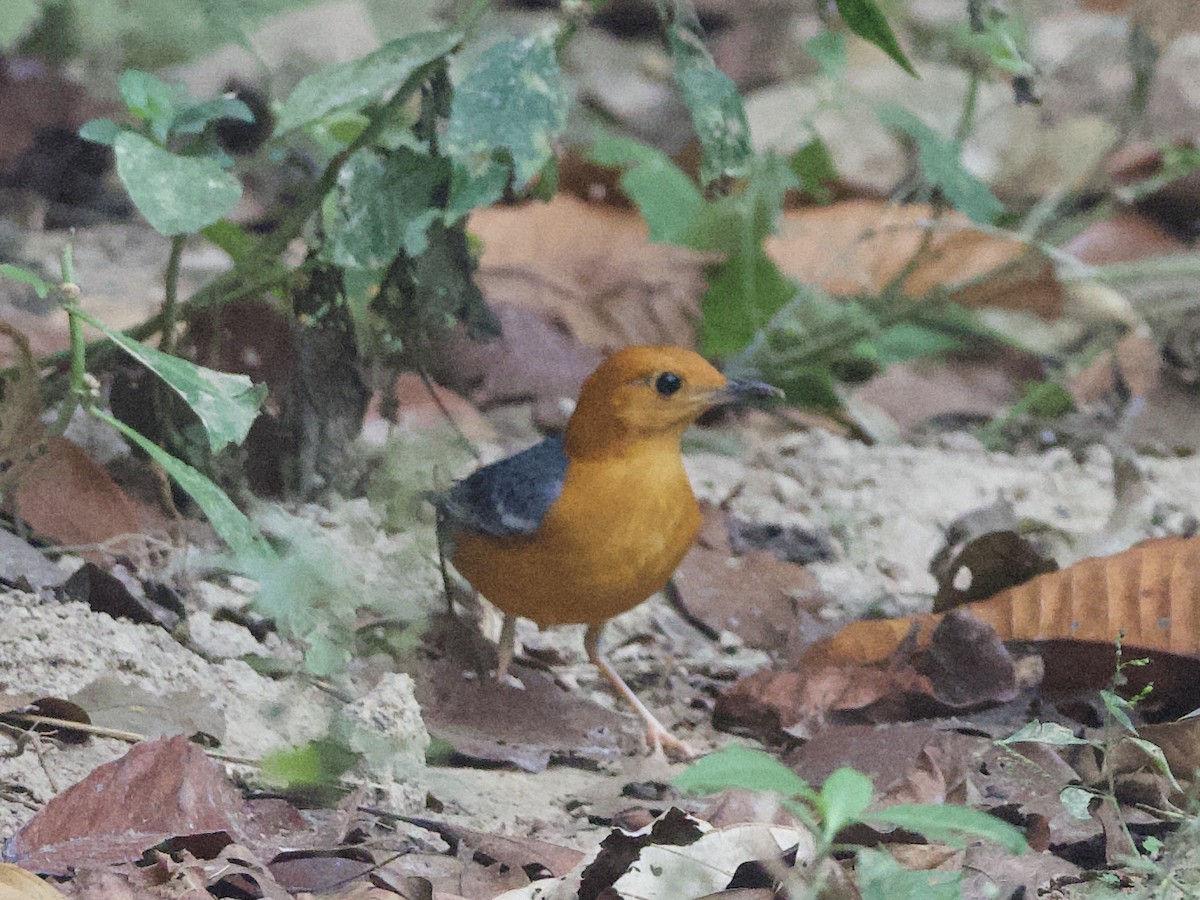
435 434 567 538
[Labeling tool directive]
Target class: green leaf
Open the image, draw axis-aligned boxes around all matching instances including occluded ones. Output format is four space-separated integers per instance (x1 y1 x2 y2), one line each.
804 31 847 77
868 803 1027 853
667 24 752 186
171 95 254 137
90 407 272 561
1101 689 1137 734
119 69 180 143
673 745 816 799
320 147 445 269
445 30 569 189
1059 785 1095 820
114 132 242 235
78 118 124 147
445 160 510 222
775 365 843 414
871 323 963 366
260 738 358 789
201 219 256 266
0 263 52 298
819 768 873 838
789 138 838 204
275 29 461 135
0 0 39 51
878 107 1003 225
856 847 961 900
833 0 917 77
1000 721 1092 747
591 133 702 244
73 307 266 453
701 250 795 356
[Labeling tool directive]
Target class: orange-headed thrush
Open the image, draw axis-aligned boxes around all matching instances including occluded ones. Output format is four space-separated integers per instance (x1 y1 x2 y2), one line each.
433 346 782 757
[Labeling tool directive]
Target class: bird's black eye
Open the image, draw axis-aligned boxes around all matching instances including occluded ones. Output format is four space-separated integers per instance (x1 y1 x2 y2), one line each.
655 372 682 396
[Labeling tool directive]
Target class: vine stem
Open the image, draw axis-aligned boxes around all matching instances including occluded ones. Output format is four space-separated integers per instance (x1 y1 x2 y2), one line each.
159 234 186 355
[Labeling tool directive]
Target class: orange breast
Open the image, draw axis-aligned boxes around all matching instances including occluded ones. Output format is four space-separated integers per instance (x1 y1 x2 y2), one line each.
450 449 701 625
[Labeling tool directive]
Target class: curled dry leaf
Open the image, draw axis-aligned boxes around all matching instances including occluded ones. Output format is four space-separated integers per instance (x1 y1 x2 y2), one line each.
470 195 708 350
766 201 1064 318
807 536 1200 706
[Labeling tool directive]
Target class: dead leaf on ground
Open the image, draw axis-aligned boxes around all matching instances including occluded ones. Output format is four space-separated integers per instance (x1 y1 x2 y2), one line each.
406 615 624 771
8 735 250 875
361 373 497 447
852 347 1043 435
70 676 223 745
930 500 1058 613
716 611 1020 740
806 536 1200 706
1064 211 1187 265
766 201 1064 318
7 436 160 563
1068 330 1163 409
428 303 603 428
469 195 708 350
0 862 67 899
673 505 830 659
0 321 48 492
63 563 183 633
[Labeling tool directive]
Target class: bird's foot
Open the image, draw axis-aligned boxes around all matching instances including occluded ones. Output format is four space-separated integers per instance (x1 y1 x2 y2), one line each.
646 722 695 761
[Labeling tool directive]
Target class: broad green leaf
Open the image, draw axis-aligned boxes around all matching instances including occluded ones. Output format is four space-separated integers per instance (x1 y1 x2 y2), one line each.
673 745 816 799
667 24 752 186
260 738 358 789
591 132 702 244
856 847 961 900
804 31 847 77
445 30 568 189
78 118 123 147
171 95 254 136
833 0 917 77
320 147 445 269
878 107 1002 225
701 251 795 356
1000 721 1092 747
868 803 1027 853
0 264 51 298
1060 785 1095 820
411 220 500 340
201 219 256 265
119 69 180 143
73 307 266 453
789 138 838 204
871 323 963 366
0 0 38 51
275 29 461 135
114 132 242 235
445 160 509 222
819 768 873 839
90 408 272 561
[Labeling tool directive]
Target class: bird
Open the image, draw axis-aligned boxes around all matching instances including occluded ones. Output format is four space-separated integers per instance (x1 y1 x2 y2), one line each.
432 345 782 757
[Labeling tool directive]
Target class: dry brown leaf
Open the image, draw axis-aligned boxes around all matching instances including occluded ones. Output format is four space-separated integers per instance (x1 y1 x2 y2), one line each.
765 201 1064 318
469 195 708 350
7 436 147 560
1064 211 1186 265
0 863 68 900
807 536 1200 697
0 321 48 493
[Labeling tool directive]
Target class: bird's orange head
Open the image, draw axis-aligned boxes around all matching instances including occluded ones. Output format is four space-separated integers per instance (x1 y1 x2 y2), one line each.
564 345 781 458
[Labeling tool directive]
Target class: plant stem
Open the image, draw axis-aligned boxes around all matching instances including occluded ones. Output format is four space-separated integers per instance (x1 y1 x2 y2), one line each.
61 244 88 410
954 69 980 144
159 234 186 355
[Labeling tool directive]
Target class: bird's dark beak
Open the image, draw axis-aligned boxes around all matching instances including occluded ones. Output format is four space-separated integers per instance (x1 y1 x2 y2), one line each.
714 379 785 404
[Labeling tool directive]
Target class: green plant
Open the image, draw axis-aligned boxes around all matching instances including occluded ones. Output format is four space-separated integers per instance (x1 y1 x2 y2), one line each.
675 745 1026 898
0 253 271 562
998 637 1182 861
